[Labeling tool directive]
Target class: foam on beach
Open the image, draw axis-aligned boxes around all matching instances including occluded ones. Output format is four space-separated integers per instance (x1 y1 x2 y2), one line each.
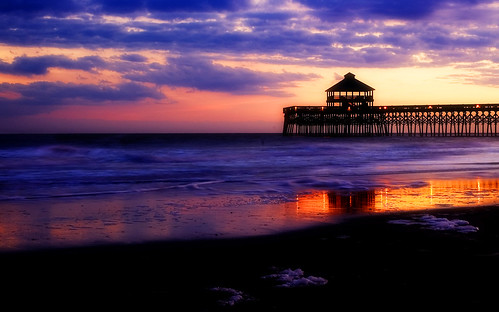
262 268 328 288
210 287 252 306
388 214 479 233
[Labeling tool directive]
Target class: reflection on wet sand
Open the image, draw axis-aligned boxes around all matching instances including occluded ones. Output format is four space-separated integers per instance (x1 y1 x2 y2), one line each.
294 178 499 217
294 190 375 217
1 178 499 251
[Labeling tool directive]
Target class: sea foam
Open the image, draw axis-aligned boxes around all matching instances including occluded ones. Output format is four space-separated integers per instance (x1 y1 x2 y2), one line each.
388 214 479 233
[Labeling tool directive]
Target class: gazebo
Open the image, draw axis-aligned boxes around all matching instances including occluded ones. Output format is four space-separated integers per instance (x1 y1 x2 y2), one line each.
325 72 374 109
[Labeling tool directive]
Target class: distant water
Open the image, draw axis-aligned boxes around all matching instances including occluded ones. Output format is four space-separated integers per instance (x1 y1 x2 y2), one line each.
1 133 499 251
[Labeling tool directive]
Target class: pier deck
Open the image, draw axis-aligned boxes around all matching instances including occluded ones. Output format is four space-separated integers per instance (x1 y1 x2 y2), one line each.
283 104 499 136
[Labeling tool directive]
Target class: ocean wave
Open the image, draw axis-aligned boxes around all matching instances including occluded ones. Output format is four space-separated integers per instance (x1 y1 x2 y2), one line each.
1 134 499 201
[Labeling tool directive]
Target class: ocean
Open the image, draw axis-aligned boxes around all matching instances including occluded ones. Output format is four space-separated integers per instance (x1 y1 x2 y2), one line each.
1 133 499 251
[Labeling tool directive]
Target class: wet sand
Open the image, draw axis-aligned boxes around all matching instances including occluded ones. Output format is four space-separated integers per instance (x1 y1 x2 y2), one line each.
2 205 499 310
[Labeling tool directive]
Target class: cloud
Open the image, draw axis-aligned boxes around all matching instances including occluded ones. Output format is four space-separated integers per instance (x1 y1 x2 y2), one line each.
93 0 250 14
0 0 496 69
0 55 105 76
0 0 497 83
0 81 164 116
125 55 320 95
119 53 148 62
0 0 80 16
298 0 494 20
0 0 250 16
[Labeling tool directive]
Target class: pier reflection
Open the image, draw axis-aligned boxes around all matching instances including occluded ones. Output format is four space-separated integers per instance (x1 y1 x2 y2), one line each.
294 190 376 216
294 178 499 218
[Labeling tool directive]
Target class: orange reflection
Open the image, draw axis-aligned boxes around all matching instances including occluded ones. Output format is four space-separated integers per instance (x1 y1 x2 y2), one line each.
295 178 499 216
1 178 499 252
295 190 376 216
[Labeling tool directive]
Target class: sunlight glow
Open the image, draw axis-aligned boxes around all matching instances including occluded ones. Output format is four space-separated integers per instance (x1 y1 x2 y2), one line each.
412 52 433 63
232 19 253 32
383 19 407 26
355 32 383 37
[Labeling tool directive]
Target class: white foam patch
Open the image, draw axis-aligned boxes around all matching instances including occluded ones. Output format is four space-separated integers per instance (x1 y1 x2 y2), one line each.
210 287 250 306
388 214 479 233
262 268 328 288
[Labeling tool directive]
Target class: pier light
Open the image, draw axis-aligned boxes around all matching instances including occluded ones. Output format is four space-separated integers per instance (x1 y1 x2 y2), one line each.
383 106 387 109
428 105 432 109
321 106 324 110
294 106 297 111
476 104 480 108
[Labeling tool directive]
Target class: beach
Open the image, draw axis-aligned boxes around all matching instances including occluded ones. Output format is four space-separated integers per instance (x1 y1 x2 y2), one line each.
2 134 499 310
2 204 499 310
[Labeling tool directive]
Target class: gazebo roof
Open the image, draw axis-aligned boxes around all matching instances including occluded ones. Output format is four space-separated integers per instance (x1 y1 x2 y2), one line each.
325 72 375 92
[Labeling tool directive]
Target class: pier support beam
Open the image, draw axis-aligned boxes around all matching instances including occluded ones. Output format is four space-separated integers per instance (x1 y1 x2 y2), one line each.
283 104 499 137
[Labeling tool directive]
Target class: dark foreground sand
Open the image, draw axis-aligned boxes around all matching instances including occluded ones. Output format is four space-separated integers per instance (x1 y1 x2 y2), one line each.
2 206 499 311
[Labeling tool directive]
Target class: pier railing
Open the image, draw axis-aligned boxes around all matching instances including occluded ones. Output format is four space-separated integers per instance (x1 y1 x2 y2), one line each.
283 104 499 136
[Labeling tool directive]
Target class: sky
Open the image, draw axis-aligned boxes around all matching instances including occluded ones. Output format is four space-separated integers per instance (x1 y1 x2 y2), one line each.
0 0 498 133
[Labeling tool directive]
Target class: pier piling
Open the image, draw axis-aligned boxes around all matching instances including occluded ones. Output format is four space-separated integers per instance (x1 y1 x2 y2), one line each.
283 104 499 137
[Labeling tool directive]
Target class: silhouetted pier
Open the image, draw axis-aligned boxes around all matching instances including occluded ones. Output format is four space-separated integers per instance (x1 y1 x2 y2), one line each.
283 104 499 136
283 72 499 137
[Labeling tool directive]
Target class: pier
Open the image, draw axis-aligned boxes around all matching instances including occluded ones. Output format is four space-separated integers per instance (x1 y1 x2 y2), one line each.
283 104 499 136
283 73 499 136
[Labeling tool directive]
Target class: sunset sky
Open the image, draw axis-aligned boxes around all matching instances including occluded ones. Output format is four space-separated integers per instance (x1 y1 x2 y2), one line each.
0 0 498 133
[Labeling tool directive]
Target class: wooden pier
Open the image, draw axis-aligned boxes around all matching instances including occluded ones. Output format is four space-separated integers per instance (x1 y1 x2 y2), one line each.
283 104 499 137
284 72 499 137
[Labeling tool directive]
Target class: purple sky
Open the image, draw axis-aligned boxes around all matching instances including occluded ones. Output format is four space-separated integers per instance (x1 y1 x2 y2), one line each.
0 0 498 133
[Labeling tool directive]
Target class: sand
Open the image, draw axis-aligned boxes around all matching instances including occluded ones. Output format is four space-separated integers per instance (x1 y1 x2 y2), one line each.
2 205 499 310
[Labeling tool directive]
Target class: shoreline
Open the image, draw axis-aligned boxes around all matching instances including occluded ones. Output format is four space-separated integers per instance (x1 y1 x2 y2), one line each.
2 205 499 310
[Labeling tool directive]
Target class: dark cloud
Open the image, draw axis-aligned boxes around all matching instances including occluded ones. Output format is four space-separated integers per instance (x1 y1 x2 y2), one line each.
0 81 164 116
96 0 249 13
126 56 320 96
0 55 105 76
119 54 148 62
0 15 123 47
0 0 249 16
0 0 80 16
298 0 491 20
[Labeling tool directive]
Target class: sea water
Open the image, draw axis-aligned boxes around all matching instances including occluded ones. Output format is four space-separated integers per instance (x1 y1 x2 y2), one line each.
1 133 499 250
